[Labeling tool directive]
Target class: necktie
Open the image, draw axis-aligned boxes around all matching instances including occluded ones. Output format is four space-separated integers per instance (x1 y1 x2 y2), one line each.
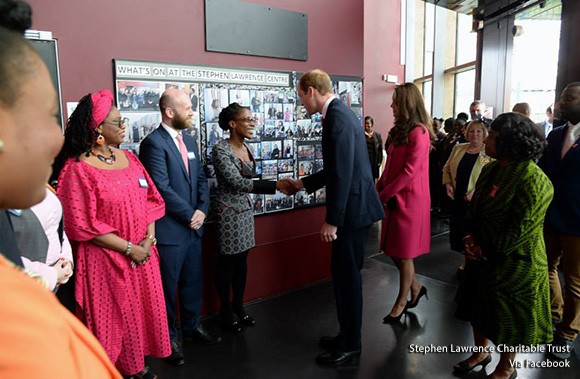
561 123 579 159
176 133 189 174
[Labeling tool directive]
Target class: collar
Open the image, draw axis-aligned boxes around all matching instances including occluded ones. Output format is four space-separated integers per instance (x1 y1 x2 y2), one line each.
161 122 180 139
321 96 336 118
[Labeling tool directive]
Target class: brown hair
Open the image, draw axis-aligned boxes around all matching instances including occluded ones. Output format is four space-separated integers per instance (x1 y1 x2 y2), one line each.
388 83 434 145
298 69 333 95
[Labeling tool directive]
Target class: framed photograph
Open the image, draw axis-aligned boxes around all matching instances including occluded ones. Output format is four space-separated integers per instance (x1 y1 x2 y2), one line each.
116 80 163 112
204 87 229 122
229 89 250 107
250 193 264 215
277 159 294 173
261 159 278 179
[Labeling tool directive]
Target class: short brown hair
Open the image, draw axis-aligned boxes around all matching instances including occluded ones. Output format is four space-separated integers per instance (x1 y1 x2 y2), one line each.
298 69 333 95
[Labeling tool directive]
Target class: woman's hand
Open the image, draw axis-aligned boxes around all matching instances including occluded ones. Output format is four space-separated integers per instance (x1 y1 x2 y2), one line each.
463 234 484 261
445 183 455 200
464 190 474 202
128 243 151 265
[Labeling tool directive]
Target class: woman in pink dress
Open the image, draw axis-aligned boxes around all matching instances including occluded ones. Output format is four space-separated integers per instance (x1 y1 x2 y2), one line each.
56 90 170 379
376 83 434 323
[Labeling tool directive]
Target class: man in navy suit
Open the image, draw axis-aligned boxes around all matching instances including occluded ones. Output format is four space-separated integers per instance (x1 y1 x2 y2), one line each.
139 89 220 367
539 82 580 360
288 69 384 366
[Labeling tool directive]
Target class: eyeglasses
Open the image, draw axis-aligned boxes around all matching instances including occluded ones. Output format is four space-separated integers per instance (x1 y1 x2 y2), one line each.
236 117 257 123
103 119 125 127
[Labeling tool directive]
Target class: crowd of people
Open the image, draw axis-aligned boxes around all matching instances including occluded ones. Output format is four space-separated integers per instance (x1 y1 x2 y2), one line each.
0 1 578 378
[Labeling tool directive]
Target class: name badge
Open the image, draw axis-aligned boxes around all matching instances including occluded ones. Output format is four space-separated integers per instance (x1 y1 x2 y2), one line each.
188 151 196 160
138 178 149 188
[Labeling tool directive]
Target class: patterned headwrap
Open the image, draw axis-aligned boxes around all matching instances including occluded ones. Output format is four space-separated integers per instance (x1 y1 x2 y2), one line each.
90 89 114 129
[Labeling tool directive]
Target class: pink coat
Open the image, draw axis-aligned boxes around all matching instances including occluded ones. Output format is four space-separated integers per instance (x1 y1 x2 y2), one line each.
377 125 431 258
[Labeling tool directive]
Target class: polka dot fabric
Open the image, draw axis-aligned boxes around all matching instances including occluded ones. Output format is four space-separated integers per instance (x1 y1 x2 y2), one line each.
58 152 170 375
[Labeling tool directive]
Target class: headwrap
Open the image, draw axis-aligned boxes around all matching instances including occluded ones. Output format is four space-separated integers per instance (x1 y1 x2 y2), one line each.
90 89 114 129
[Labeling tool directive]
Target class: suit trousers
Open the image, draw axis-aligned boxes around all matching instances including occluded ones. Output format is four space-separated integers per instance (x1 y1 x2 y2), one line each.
331 225 371 352
158 233 203 341
545 227 580 341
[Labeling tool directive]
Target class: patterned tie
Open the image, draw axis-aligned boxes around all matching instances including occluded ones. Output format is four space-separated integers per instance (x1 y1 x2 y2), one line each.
561 123 580 159
176 133 189 174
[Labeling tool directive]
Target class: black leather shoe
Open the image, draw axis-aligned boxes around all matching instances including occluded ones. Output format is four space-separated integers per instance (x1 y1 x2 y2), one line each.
316 350 361 366
452 354 491 376
164 340 185 366
383 309 406 324
237 314 256 326
187 325 222 345
221 319 242 333
318 335 340 351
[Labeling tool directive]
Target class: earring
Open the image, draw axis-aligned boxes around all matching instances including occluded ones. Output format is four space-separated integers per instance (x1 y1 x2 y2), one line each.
0 138 4 151
96 134 105 146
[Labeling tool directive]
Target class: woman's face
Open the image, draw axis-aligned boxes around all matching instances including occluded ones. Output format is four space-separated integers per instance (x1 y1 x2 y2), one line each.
0 56 64 208
484 129 499 159
390 94 398 119
231 109 255 140
98 107 126 146
467 125 484 145
364 119 373 133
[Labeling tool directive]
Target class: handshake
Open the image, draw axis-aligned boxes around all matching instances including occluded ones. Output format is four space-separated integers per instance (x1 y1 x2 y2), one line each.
275 178 304 196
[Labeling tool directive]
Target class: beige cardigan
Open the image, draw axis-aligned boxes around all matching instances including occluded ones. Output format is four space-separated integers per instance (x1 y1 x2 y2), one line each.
442 143 493 194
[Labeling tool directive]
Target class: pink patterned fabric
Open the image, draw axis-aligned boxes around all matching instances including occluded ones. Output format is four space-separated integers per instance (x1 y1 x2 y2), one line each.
57 152 170 376
376 125 431 259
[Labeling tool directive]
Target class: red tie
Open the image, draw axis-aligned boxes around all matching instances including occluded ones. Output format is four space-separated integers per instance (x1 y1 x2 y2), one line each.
176 133 189 174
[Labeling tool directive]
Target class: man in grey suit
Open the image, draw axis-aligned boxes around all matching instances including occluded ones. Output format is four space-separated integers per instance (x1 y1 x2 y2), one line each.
139 89 220 367
287 69 384 366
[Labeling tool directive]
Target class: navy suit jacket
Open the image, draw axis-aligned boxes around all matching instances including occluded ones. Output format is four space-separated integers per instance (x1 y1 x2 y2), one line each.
538 124 580 236
302 99 384 230
139 125 209 245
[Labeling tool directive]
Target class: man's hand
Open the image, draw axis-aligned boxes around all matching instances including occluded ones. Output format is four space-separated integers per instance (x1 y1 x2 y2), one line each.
190 210 206 230
277 178 303 195
320 222 338 243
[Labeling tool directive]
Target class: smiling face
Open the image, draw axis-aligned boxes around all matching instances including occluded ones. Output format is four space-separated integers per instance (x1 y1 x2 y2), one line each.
0 53 64 208
364 118 373 133
466 123 485 146
230 108 256 140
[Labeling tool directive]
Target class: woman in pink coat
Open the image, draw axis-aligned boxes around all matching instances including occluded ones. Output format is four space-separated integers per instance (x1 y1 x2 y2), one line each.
376 83 434 323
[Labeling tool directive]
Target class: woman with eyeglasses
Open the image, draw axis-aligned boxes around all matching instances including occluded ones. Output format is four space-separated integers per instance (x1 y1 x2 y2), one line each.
212 102 289 332
55 90 170 379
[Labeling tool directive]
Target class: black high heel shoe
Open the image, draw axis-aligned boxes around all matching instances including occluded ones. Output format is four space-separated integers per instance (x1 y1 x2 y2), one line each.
406 286 428 310
383 309 407 324
452 354 492 376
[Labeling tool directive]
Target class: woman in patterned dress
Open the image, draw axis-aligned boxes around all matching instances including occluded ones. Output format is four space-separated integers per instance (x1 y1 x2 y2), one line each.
211 103 287 332
453 113 553 379
56 90 170 379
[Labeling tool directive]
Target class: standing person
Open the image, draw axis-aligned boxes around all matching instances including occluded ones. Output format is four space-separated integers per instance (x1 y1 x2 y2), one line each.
139 88 220 367
56 89 170 378
363 116 383 181
0 25 121 378
286 69 384 366
377 83 434 323
454 113 553 379
539 82 580 359
442 120 492 271
537 105 554 138
212 103 289 332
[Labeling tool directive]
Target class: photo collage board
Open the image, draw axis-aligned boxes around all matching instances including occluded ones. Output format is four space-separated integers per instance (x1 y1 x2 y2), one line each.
114 60 362 216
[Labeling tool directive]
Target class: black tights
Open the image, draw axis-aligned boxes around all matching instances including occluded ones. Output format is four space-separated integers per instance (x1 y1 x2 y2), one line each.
215 251 249 322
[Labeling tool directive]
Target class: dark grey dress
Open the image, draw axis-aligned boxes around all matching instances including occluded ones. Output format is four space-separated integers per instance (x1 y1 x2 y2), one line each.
211 140 275 255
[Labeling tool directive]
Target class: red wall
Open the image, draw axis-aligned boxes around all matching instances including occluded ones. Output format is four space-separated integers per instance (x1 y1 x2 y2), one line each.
27 0 401 313
363 0 405 140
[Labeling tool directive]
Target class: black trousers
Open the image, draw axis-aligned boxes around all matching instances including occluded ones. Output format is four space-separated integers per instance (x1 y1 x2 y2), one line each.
215 250 249 320
332 225 371 352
